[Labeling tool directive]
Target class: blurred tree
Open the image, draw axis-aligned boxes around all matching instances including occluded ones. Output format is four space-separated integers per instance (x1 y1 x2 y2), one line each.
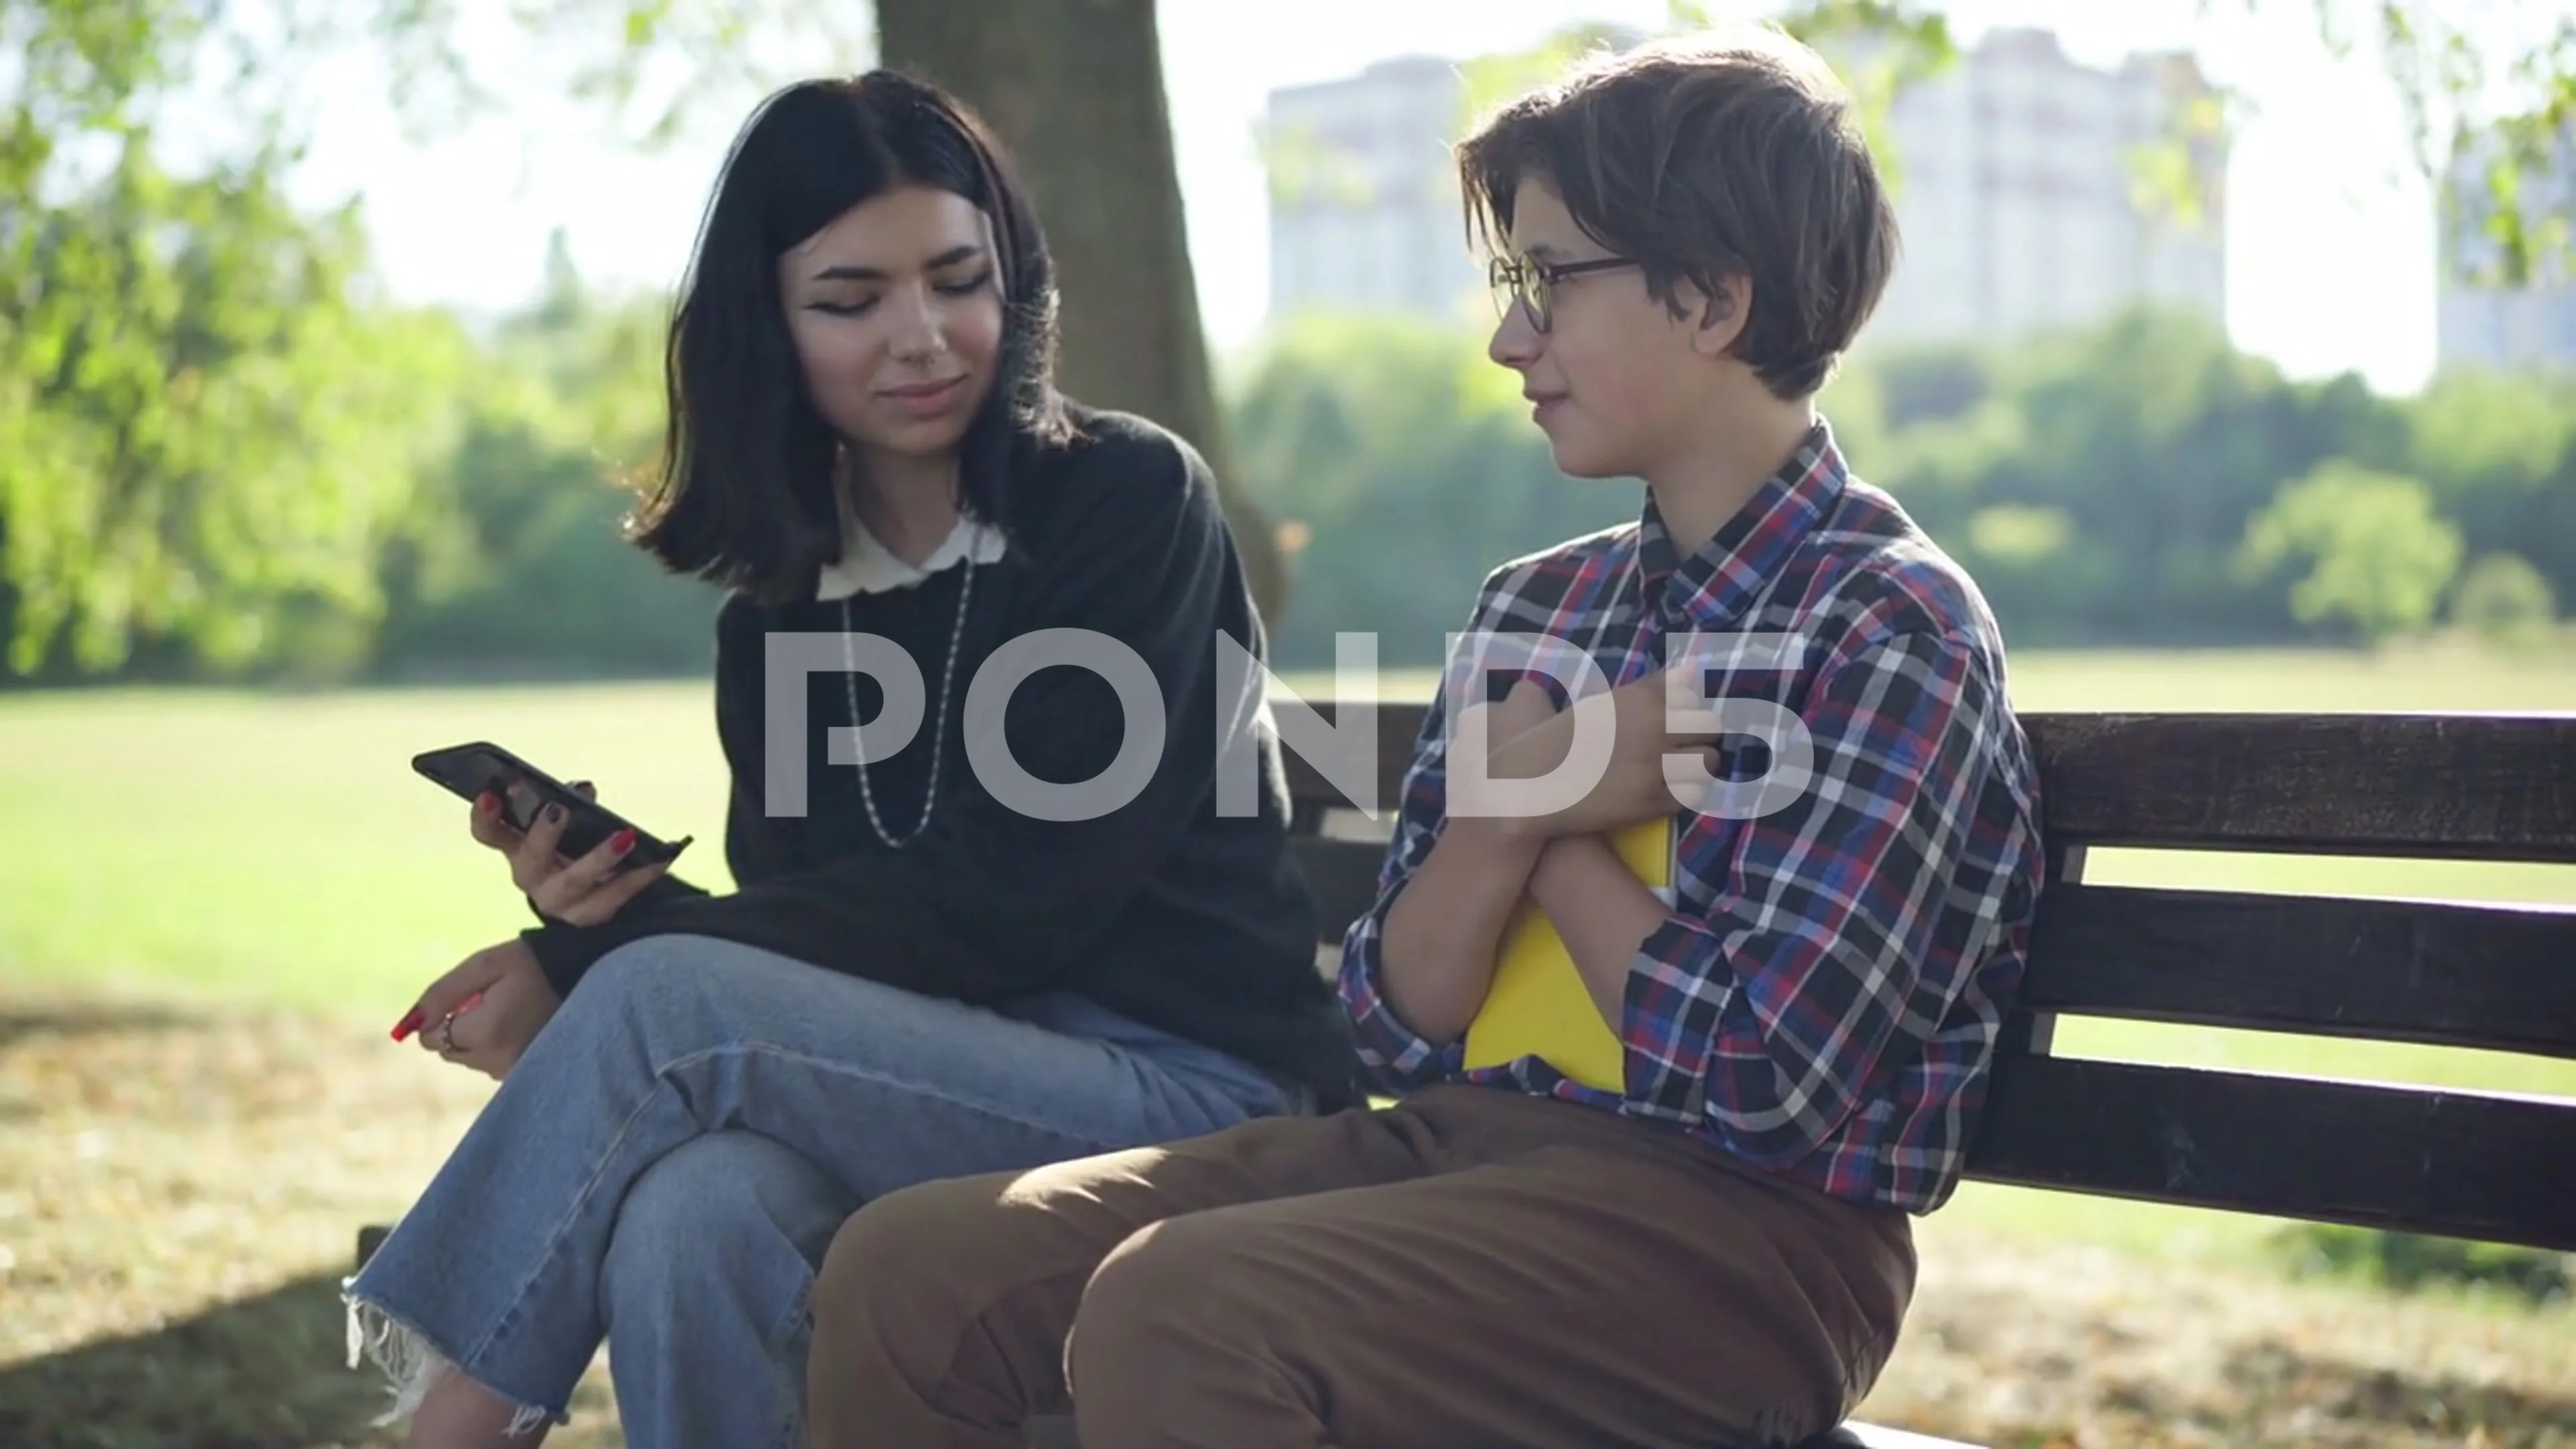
374 268 720 680
873 0 1289 625
2239 460 2465 645
2406 367 2576 600
0 0 853 678
2449 551 2559 650
1224 304 2576 662
1230 311 1637 667
0 140 470 676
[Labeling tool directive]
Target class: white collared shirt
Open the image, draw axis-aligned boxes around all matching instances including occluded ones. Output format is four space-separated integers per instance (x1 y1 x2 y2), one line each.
816 511 1006 601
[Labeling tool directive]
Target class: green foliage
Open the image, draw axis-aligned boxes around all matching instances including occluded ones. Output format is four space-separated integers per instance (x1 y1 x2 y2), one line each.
1226 304 2575 670
1861 309 2412 646
2404 367 2576 598
2272 1222 2573 1304
373 257 718 680
1230 310 1638 667
5 0 2574 684
2239 461 2465 645
2450 551 2559 648
0 142 472 677
0 0 861 682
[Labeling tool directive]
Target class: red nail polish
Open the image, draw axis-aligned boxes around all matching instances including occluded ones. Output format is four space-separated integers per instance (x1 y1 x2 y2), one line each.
475 792 498 816
609 828 636 855
392 1008 424 1042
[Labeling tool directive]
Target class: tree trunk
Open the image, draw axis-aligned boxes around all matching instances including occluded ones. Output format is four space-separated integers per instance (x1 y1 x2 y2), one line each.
875 0 1289 625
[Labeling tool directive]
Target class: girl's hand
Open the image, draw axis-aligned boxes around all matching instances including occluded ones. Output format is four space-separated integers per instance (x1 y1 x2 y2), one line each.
398 939 561 1081
470 781 674 926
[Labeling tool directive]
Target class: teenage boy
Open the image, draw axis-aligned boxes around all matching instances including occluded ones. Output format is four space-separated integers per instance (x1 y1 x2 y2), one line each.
802 26 2044 1449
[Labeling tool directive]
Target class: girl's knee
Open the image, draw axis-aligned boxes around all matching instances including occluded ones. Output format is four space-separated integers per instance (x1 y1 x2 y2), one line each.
544 936 747 1055
605 1133 847 1303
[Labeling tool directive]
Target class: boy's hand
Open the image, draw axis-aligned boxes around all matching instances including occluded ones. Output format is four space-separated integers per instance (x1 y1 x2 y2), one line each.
1486 662 1721 839
1489 676 1560 743
1449 678 1567 822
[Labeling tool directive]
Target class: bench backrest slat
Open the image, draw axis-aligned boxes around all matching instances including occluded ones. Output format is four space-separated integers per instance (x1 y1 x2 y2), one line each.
1280 706 2576 862
1973 1055 2576 1251
2028 883 2576 1059
2032 712 2576 862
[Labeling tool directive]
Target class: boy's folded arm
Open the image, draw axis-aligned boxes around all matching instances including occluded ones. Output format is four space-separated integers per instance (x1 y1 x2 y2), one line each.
1373 816 1546 1044
1617 631 2019 1164
1525 833 1668 1028
1334 676 1491 1090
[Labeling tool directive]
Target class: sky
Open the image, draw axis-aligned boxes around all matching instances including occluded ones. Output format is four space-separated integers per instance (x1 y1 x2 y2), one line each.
282 0 2451 394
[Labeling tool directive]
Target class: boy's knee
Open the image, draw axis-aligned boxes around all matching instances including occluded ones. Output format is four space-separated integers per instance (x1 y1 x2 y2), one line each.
1070 1215 1278 1391
809 1174 1076 1445
812 1175 1015 1349
1071 1216 1325 1444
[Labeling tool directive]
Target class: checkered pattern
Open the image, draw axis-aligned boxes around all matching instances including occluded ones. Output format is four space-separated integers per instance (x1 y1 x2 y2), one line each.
1336 420 2045 1214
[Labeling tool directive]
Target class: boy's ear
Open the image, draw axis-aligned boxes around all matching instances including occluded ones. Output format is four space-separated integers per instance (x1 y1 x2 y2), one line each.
1688 272 1752 360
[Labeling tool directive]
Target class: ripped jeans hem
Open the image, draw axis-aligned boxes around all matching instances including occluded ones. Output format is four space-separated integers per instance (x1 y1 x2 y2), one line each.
343 1281 564 1438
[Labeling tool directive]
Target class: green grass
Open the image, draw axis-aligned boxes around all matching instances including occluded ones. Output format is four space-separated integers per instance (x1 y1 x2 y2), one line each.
0 683 740 1023
4 644 2574 1270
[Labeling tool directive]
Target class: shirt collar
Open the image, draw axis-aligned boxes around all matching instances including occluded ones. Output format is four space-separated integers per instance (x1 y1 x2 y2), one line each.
816 509 1006 601
1636 417 1847 630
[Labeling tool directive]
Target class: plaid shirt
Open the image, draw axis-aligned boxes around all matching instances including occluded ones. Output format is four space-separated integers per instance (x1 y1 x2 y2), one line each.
1336 420 2044 1214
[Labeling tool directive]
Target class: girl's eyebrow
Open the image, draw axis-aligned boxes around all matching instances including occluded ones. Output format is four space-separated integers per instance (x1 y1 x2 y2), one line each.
808 244 987 283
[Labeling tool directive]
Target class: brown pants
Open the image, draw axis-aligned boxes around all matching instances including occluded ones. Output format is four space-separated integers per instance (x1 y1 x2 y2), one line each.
806 1085 1915 1449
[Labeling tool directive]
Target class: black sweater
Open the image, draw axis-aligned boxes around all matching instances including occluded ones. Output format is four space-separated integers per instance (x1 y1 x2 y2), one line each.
521 407 1362 1110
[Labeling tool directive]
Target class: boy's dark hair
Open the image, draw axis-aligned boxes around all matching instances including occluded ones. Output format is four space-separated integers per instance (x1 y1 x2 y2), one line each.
1456 27 1896 399
633 70 1072 604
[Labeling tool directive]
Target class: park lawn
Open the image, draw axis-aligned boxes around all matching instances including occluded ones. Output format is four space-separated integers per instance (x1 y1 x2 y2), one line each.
0 682 744 1025
3 643 2573 1273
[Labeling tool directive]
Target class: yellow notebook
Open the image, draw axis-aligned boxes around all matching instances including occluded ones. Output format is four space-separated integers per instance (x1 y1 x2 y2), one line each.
1462 817 1676 1091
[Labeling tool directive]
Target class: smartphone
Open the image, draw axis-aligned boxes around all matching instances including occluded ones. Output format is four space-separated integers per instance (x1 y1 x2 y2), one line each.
411 741 692 871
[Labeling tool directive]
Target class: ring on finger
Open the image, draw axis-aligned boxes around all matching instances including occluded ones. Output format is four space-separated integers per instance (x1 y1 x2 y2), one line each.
434 1012 460 1054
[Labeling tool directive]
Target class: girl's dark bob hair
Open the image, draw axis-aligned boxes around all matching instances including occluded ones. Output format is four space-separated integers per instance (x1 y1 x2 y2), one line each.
630 70 1073 604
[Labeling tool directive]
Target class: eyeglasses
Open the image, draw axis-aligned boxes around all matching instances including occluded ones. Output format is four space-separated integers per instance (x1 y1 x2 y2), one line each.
1488 254 1640 333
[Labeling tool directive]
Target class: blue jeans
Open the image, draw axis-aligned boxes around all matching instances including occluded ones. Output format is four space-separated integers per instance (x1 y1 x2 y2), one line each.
343 934 1297 1448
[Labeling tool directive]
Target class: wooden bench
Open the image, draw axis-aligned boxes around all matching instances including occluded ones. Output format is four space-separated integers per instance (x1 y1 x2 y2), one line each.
364 704 2576 1449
